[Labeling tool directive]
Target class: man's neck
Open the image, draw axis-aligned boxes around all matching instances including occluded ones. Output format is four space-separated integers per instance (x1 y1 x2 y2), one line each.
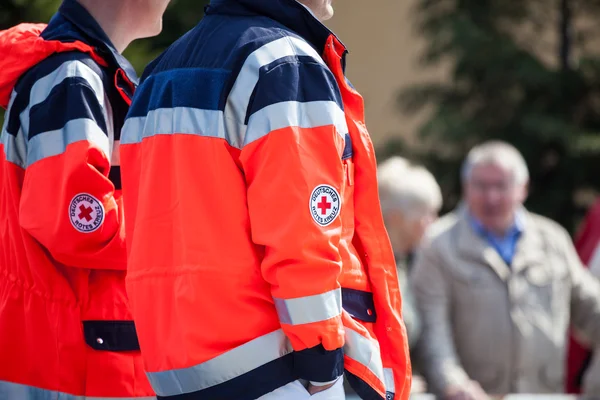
295 1 318 19
77 0 133 53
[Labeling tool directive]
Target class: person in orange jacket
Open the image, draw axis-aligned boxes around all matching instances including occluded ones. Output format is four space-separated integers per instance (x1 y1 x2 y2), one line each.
120 0 412 399
0 0 169 398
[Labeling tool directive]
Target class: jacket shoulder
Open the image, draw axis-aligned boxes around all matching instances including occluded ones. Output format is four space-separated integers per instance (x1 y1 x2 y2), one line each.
16 51 105 93
526 212 571 248
527 212 569 235
7 51 107 136
218 17 323 68
423 211 461 246
152 13 322 74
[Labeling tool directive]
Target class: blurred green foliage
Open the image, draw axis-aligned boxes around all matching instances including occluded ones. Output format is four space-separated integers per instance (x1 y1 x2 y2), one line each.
390 0 600 232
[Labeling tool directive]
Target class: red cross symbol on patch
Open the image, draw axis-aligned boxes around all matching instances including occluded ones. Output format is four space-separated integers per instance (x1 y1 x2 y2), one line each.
317 196 332 215
78 205 94 222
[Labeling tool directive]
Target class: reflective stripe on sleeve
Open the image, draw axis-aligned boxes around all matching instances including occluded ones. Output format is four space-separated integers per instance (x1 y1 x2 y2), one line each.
273 288 342 326
26 118 109 166
244 100 347 146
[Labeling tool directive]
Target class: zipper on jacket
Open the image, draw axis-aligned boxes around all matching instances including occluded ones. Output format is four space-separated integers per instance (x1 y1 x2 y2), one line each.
344 158 354 186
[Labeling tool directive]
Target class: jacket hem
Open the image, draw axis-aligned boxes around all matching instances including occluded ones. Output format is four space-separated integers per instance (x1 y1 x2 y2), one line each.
156 352 296 400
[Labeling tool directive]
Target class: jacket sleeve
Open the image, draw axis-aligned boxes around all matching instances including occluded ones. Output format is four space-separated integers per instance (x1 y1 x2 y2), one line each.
411 238 471 395
239 58 347 383
19 59 125 270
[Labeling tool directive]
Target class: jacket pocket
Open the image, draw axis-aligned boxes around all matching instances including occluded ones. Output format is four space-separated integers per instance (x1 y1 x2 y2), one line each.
524 264 569 309
342 288 376 323
83 320 140 351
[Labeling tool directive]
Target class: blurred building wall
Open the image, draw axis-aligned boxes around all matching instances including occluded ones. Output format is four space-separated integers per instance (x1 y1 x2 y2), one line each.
325 0 448 147
325 1 598 148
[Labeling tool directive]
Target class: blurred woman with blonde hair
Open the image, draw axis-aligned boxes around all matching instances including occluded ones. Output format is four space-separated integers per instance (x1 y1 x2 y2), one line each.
377 156 443 346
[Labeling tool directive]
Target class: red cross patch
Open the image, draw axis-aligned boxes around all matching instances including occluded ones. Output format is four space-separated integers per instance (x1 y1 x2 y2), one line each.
69 193 105 233
309 185 341 227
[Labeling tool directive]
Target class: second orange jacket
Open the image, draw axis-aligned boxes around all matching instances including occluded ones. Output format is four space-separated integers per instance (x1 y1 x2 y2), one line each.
0 4 153 398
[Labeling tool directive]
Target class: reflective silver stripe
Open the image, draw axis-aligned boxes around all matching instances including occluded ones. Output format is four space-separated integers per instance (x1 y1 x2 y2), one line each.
0 131 27 168
244 101 348 146
146 326 385 397
344 328 385 385
224 36 325 147
383 367 395 394
2 91 27 168
27 118 109 167
273 288 342 326
146 329 293 397
121 107 226 145
28 60 105 110
0 380 156 400
20 60 106 136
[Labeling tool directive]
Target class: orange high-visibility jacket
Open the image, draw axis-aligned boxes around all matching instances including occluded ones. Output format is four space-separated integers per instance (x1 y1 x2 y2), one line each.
0 2 153 399
120 1 412 399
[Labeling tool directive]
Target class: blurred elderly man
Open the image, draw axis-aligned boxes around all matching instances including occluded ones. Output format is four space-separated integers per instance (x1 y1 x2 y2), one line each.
378 156 442 348
411 140 600 399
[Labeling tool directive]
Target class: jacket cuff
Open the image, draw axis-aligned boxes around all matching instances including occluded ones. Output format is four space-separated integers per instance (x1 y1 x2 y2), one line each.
294 345 344 382
309 378 339 387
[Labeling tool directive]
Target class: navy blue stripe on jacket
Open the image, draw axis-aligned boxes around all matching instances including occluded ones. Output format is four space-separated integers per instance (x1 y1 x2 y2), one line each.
28 76 108 139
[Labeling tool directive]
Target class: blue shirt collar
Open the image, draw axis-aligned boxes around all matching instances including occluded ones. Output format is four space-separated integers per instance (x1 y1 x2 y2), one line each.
469 209 525 240
206 0 347 64
45 0 139 84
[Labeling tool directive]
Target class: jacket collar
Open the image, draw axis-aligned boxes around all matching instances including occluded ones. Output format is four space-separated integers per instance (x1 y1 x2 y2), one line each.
455 205 547 280
205 0 346 58
469 208 525 241
46 0 138 84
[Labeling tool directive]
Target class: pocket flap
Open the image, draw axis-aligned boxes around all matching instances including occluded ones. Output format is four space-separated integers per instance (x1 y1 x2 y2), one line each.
83 320 140 352
342 288 376 323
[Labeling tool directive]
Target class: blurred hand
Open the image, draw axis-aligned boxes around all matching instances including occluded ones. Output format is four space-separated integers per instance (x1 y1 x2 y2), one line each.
307 381 336 396
444 380 489 400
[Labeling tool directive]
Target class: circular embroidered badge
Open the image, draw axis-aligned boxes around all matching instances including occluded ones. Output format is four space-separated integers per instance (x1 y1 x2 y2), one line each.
69 193 105 233
310 185 341 227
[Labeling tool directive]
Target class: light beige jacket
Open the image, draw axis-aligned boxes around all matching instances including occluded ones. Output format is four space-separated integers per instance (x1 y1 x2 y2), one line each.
411 207 600 396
